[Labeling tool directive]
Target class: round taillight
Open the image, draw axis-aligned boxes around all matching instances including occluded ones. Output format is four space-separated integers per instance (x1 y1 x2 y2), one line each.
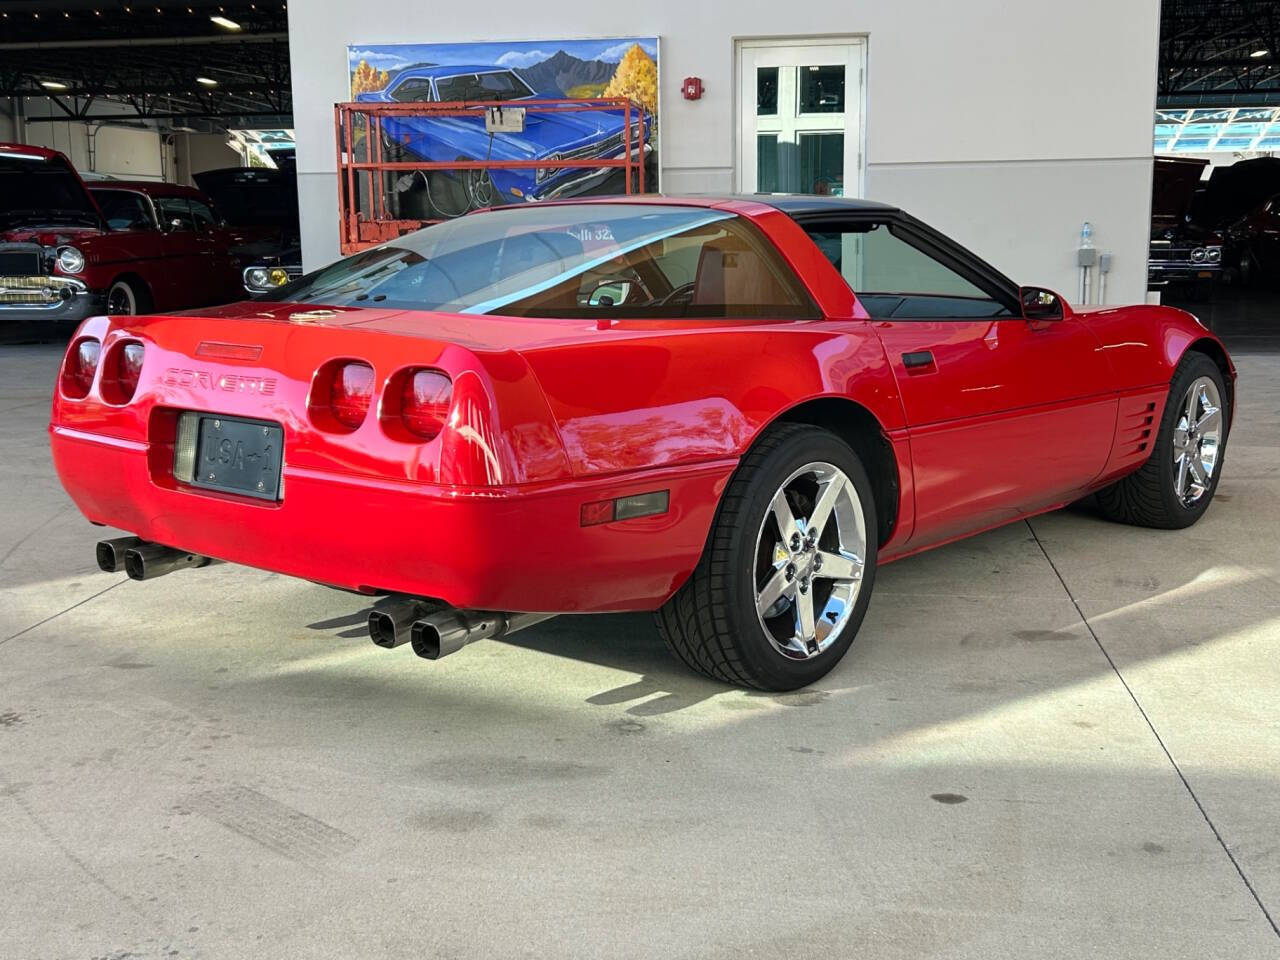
105 341 145 403
401 369 453 440
329 361 374 429
62 337 101 398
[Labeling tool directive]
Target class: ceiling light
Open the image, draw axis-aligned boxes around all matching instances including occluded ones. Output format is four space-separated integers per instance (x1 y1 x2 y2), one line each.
196 76 218 86
40 81 69 90
1251 48 1269 58
209 15 241 29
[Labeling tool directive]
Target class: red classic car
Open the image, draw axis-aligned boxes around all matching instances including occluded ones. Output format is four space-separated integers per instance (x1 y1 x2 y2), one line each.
50 196 1235 690
0 144 243 339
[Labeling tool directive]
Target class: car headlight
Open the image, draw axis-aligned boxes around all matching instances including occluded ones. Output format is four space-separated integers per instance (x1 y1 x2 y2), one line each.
1205 245 1222 264
244 266 293 294
1190 247 1207 263
536 154 562 183
57 246 85 274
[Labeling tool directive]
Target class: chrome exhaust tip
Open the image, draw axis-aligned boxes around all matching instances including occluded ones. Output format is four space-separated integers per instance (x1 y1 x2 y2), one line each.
368 596 432 649
410 609 553 660
96 536 144 573
123 543 213 581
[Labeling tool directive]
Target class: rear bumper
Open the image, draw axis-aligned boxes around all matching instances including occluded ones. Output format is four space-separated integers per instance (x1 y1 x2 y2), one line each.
50 424 732 613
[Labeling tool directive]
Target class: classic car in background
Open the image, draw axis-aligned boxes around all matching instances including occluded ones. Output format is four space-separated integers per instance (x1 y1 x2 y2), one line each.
1148 156 1223 294
193 166 302 296
1203 157 1280 286
242 244 302 296
54 196 1233 691
0 143 245 339
357 64 652 218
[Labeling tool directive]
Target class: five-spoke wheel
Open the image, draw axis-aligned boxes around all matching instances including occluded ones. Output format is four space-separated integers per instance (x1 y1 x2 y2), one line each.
1171 375 1222 507
754 462 867 660
657 423 878 691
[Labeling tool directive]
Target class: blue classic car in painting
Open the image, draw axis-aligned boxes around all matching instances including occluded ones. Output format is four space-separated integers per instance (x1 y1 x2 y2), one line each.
357 64 652 217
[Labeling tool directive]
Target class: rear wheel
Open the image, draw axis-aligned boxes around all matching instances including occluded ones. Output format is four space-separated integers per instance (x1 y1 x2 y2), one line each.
1096 352 1228 528
656 423 878 691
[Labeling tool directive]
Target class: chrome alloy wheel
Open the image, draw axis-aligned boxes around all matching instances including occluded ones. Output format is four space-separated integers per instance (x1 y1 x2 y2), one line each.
753 461 867 660
1172 375 1223 507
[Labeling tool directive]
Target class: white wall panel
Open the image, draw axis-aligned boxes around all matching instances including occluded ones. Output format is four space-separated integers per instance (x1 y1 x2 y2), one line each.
287 0 1159 303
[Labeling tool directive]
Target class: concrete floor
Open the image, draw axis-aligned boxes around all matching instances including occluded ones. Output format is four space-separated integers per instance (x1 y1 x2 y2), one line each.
2 340 1279 960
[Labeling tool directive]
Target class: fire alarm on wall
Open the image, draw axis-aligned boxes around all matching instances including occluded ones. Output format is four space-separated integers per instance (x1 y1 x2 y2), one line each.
682 77 704 100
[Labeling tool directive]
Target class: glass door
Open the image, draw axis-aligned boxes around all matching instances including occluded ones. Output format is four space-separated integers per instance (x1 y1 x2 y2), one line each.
738 39 865 198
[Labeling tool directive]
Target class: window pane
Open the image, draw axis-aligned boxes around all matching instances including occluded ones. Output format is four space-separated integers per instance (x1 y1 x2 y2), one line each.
436 71 532 102
799 65 844 113
798 133 843 196
391 79 435 102
756 67 778 116
757 135 780 192
91 191 152 230
271 204 818 319
806 223 1007 318
189 200 216 230
156 197 194 231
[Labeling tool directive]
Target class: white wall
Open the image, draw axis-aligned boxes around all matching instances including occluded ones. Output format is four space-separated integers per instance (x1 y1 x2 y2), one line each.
287 0 1159 303
174 133 241 182
19 100 176 181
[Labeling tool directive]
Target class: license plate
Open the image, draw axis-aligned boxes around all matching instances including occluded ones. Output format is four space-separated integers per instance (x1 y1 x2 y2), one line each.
187 415 283 500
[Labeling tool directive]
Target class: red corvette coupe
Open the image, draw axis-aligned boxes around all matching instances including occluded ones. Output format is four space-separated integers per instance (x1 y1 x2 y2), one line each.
50 196 1234 690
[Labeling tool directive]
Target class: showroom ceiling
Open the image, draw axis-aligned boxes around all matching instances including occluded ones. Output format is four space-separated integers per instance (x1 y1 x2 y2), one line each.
0 0 291 128
1160 0 1280 107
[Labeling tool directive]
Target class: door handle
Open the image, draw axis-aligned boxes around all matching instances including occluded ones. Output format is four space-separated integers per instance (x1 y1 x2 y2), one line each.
902 350 935 369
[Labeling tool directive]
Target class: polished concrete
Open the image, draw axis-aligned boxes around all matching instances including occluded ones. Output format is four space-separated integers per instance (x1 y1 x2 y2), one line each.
2 343 1278 959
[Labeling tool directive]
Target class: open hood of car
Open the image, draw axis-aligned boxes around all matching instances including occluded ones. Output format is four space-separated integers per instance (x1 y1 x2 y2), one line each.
0 145 105 234
1151 156 1208 224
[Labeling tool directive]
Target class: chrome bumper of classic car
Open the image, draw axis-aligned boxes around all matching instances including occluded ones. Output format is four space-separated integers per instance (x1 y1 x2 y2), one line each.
0 276 102 337
1148 242 1223 288
527 142 654 202
1147 260 1222 288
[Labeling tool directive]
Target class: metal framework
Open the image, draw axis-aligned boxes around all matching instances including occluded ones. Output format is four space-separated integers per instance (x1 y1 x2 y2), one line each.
0 0 291 126
335 97 650 254
1160 0 1280 107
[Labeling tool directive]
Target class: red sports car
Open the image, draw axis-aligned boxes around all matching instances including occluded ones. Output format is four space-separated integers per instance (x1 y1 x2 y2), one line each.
49 196 1235 690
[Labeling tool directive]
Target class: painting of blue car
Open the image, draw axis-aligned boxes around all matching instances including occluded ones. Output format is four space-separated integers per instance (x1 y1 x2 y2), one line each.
348 39 658 218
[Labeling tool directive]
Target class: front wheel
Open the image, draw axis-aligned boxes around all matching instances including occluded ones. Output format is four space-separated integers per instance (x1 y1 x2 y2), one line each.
656 423 878 691
1096 352 1228 528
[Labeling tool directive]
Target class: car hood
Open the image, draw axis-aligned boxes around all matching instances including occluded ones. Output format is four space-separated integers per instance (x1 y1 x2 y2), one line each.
0 224 105 245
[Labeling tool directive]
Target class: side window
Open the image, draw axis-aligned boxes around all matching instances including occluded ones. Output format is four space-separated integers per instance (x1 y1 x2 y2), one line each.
156 197 195 232
188 199 217 231
391 78 436 102
807 222 1011 319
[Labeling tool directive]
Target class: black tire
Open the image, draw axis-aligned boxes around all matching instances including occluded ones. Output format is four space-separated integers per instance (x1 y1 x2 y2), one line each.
656 423 878 691
1096 352 1228 529
107 278 151 316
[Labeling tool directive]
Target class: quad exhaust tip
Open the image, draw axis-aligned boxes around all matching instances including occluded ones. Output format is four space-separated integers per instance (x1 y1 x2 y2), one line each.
367 600 553 660
96 538 215 581
96 536 144 573
368 597 433 649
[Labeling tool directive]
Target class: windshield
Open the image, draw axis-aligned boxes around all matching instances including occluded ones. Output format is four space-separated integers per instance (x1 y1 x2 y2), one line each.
434 71 535 102
266 203 819 320
0 154 100 229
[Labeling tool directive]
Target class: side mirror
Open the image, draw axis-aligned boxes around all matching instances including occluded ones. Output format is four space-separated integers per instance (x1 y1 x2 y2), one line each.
1020 285 1066 322
167 218 187 232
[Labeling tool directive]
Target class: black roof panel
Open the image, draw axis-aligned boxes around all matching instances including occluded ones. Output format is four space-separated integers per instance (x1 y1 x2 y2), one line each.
681 193 900 215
